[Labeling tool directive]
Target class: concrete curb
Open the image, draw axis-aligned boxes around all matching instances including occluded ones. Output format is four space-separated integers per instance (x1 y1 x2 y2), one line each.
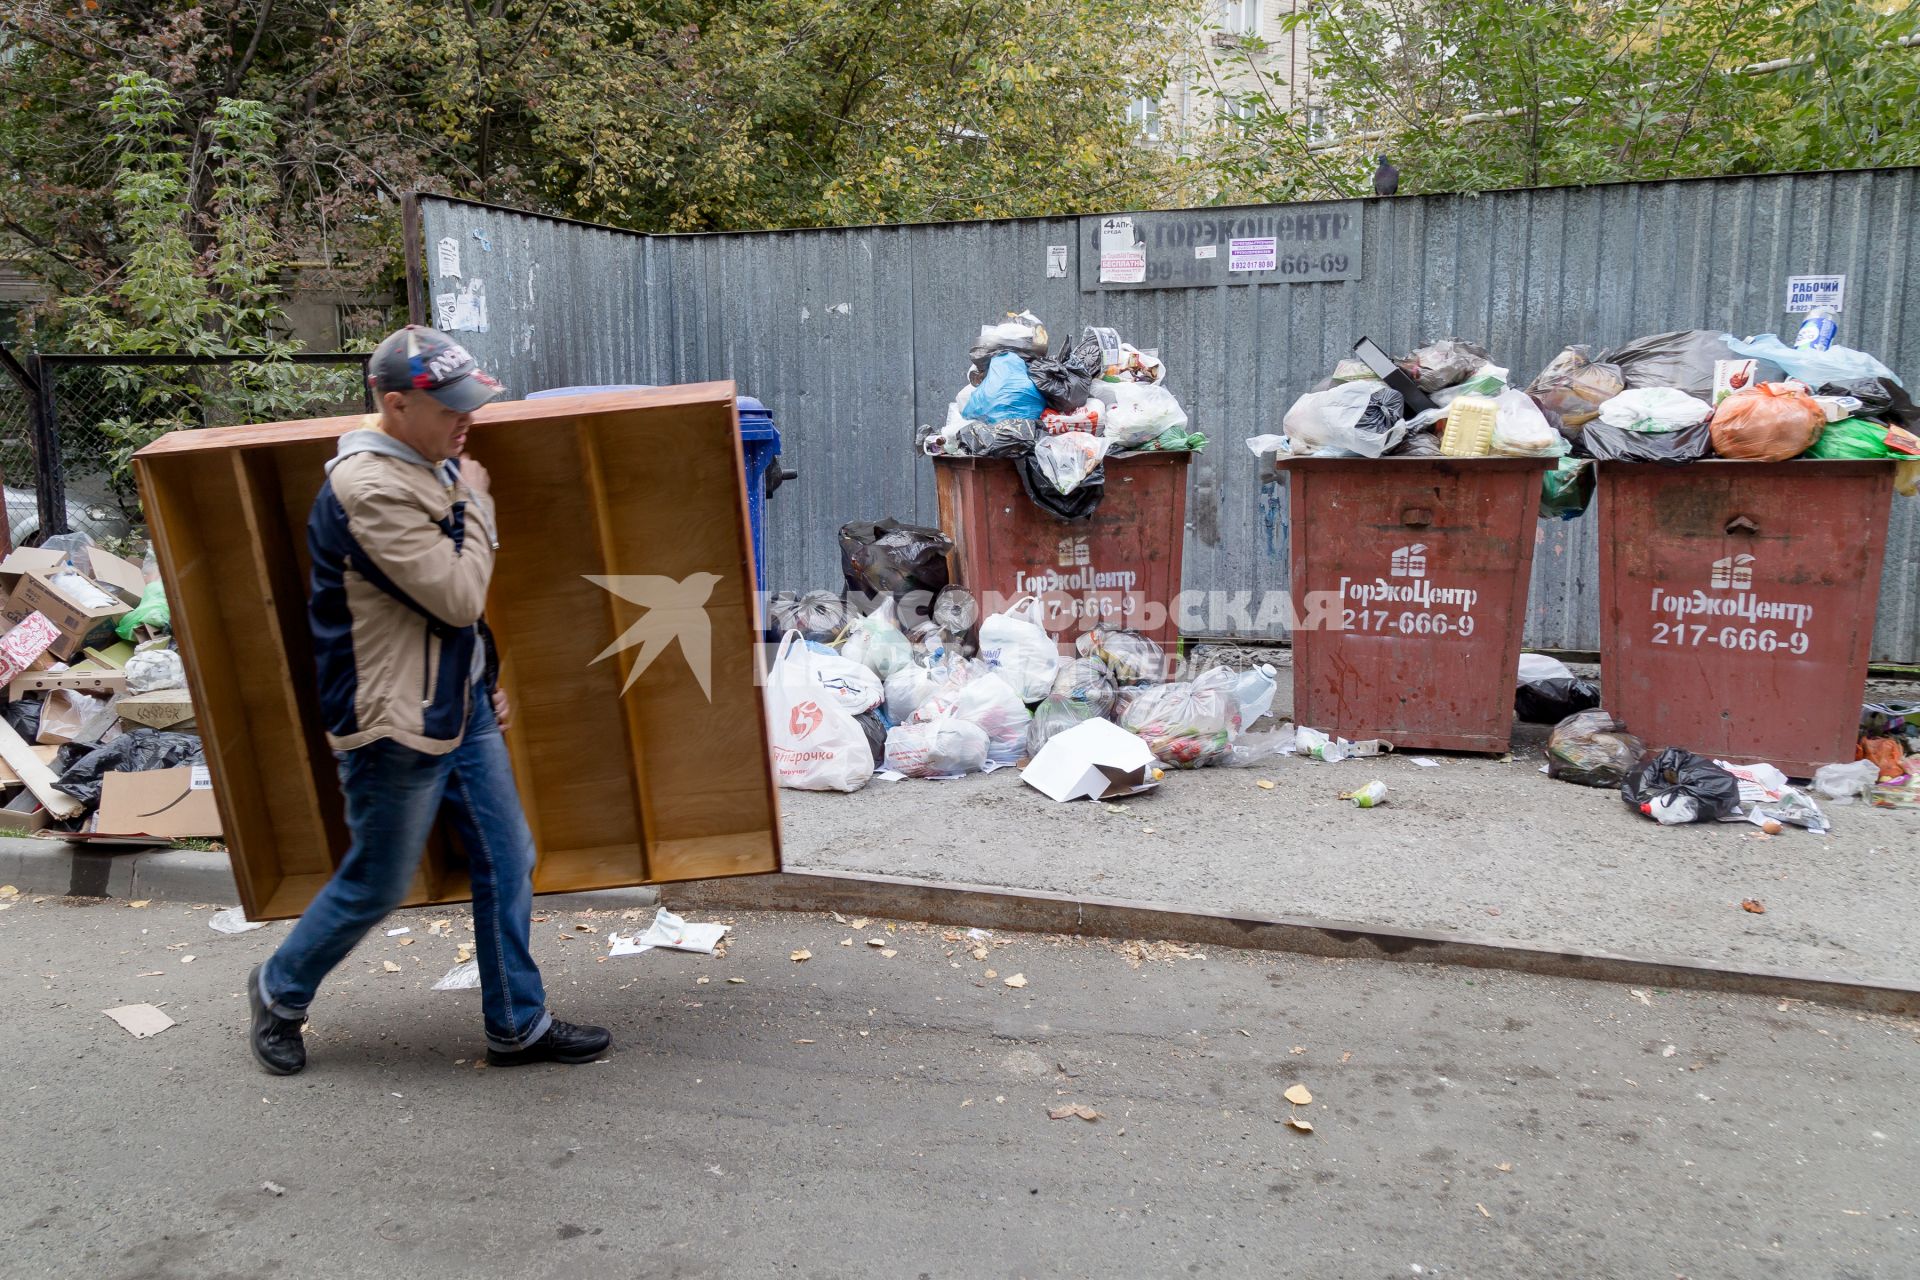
0 838 658 915
666 867 1920 1016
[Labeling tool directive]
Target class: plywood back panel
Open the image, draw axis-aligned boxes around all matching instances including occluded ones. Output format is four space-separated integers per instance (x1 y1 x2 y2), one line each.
135 384 780 920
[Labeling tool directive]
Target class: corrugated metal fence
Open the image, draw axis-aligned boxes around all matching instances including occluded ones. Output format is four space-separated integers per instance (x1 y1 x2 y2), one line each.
418 169 1920 661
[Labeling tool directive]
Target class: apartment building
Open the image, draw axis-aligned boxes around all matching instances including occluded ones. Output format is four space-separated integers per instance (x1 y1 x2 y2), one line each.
1128 0 1324 146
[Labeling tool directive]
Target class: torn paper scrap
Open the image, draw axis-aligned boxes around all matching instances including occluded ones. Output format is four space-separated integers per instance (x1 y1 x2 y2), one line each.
608 907 731 958
431 960 481 991
208 907 267 934
104 1004 175 1038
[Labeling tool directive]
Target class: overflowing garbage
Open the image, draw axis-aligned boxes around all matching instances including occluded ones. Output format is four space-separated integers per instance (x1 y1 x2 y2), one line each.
0 535 207 841
921 312 1208 518
1254 319 1920 521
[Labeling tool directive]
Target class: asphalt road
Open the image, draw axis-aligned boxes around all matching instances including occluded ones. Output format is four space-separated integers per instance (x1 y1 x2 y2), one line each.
2 892 1916 1279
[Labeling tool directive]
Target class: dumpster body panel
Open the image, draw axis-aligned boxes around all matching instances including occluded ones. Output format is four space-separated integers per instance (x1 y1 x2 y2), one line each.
1596 461 1894 777
933 453 1190 649
1282 457 1551 754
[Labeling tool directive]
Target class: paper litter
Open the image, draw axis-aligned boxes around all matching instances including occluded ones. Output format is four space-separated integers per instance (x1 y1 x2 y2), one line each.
208 907 267 934
606 907 731 958
104 1003 175 1038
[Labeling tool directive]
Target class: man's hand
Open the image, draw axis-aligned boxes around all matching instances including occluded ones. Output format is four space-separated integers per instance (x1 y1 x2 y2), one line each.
460 457 492 498
491 686 512 732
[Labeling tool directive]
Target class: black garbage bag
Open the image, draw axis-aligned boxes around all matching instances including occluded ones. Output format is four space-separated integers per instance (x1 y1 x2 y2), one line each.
1015 454 1103 520
3 697 42 741
1620 747 1742 824
1515 654 1601 724
955 418 1039 458
1574 419 1713 464
839 520 953 601
1388 429 1443 457
1026 357 1092 413
53 729 204 811
770 590 854 642
1546 710 1645 788
1816 377 1920 428
1600 330 1733 403
853 708 888 762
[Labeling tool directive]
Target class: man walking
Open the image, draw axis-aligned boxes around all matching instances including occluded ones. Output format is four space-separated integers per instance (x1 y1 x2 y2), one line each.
247 324 610 1075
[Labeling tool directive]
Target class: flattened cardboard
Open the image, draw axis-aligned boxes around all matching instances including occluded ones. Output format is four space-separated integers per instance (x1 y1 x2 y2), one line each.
0 745 62 788
0 548 66 597
89 548 150 608
93 766 222 840
1020 718 1161 802
116 689 196 729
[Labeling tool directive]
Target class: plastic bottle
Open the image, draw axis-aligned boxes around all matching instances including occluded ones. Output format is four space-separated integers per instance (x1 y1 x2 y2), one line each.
1345 780 1388 808
1794 307 1838 351
1232 663 1278 725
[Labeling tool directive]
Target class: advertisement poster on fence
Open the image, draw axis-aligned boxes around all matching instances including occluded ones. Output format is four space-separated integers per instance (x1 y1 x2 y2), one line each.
1228 237 1278 273
1784 274 1845 314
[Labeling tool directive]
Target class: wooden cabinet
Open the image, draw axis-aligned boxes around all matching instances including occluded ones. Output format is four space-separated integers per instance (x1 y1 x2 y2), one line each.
134 384 780 919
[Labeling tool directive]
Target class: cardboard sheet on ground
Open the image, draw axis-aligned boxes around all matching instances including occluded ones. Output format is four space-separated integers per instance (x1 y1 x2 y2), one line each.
91 766 222 840
133 386 782 920
103 1003 175 1038
607 907 730 957
1021 719 1160 802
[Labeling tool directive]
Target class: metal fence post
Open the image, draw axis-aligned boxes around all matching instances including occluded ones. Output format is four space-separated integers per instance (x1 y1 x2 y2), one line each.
23 353 68 538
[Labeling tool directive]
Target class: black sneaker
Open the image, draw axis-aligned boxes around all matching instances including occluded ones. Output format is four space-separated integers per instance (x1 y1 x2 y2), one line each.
486 1018 612 1068
248 963 307 1076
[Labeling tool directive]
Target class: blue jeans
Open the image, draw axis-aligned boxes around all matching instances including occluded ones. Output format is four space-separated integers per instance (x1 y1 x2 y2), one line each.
260 684 551 1052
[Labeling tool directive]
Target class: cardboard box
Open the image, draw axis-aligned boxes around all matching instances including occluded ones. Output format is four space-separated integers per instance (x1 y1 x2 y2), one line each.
0 799 51 835
92 765 222 840
116 689 195 730
1020 718 1161 802
0 612 60 685
4 570 128 661
0 548 68 598
1713 358 1785 404
89 548 150 609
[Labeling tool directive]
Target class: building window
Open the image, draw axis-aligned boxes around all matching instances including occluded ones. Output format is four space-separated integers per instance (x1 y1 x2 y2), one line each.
1127 96 1162 141
1222 0 1262 36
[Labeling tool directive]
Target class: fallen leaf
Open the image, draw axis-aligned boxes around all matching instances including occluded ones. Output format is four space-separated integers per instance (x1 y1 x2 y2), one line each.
879 948 897 958
971 947 989 961
1477 1203 1491 1219
128 899 150 909
790 949 812 962
1485 907 1502 917
858 1030 869 1037
1495 1163 1512 1172
866 938 886 948
1630 989 1653 1006
727 977 745 984
382 961 402 973
1004 974 1027 988
1256 780 1275 790
839 938 853 947
1049 1104 1101 1121
0 885 17 898
1284 1084 1312 1105
1662 1044 1677 1058
138 970 164 977
1286 1117 1313 1133
695 976 710 985
1142 828 1156 835
830 911 848 924
263 1180 287 1197
1238 1029 1251 1038
1341 1052 1353 1063
1842 1209 1867 1216
1741 899 1766 914
574 923 597 933
398 938 415 946
849 917 870 930
794 1039 814 1044
984 969 998 979
455 945 472 964
179 955 197 964
429 919 451 936
1290 1045 1306 1055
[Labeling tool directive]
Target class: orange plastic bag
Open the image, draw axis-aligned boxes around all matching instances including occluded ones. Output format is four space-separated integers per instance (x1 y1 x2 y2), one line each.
1709 383 1826 461
1857 735 1911 783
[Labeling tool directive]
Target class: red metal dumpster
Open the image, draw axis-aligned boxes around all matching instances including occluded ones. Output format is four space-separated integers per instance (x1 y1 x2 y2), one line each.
1596 461 1895 777
933 452 1189 647
1281 457 1551 753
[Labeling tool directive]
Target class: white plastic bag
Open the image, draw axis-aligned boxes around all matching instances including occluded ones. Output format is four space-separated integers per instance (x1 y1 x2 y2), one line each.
1283 382 1408 457
883 662 944 723
771 628 882 714
1491 389 1566 457
764 632 872 792
1812 758 1880 804
839 598 913 680
1033 432 1112 495
977 594 1060 702
912 661 1032 764
1099 383 1188 448
126 648 187 694
883 716 990 778
1596 387 1713 433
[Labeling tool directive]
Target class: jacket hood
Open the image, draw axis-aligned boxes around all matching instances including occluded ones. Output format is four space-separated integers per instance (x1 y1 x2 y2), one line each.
326 428 459 485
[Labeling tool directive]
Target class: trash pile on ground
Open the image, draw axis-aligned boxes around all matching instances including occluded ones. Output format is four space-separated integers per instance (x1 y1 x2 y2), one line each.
919 312 1207 517
0 535 208 842
1247 317 1920 520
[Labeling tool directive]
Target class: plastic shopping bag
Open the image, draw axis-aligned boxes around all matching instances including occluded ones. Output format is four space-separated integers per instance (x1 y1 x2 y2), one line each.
1545 710 1644 788
1026 657 1120 756
911 660 1031 765
1596 387 1714 433
978 594 1061 702
1033 432 1113 496
770 627 883 714
1708 384 1825 461
1526 346 1624 430
839 598 914 680
1074 626 1165 686
1491 389 1566 457
764 632 873 792
883 715 990 778
1099 383 1189 448
1119 668 1243 769
1284 382 1408 457
1620 747 1741 824
1723 333 1901 391
964 351 1046 423
884 662 946 723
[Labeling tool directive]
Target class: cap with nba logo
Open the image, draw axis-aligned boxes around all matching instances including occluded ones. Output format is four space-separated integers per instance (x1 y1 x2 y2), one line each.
367 324 504 413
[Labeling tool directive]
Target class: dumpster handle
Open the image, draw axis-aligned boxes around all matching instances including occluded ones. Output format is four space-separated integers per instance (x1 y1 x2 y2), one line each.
1725 514 1759 536
1401 506 1434 528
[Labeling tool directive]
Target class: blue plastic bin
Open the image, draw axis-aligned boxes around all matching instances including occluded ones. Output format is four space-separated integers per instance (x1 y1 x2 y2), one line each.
526 385 790 592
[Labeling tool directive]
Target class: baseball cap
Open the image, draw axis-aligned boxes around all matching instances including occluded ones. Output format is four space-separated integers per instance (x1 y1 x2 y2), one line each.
367 324 504 413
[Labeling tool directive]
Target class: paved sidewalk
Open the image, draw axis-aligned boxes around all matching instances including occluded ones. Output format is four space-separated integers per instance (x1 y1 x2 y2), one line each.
2 894 1914 1278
